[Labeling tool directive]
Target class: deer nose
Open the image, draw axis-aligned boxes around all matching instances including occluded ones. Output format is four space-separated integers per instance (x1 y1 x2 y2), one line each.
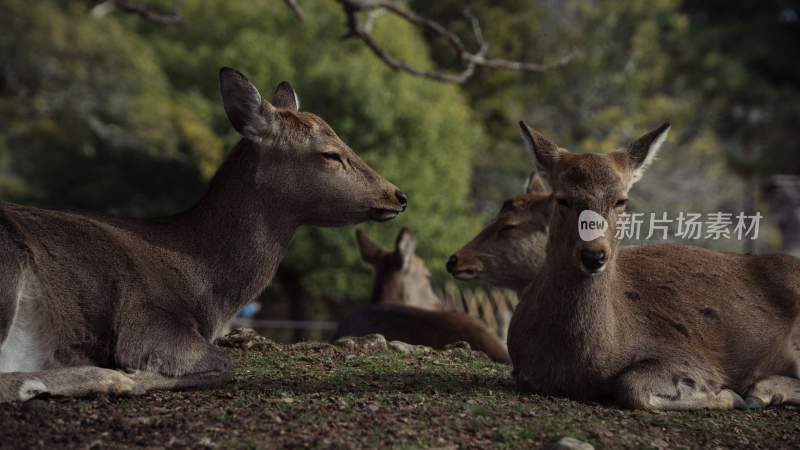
580 249 607 273
395 191 408 211
446 255 457 273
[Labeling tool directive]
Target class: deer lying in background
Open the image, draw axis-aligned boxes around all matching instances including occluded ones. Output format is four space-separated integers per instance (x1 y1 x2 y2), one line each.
356 228 442 310
0 67 406 403
334 228 511 363
357 226 515 335
509 121 800 410
447 172 552 295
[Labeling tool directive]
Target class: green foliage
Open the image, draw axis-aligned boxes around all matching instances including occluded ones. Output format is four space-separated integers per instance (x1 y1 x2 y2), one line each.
0 0 221 213
680 0 800 175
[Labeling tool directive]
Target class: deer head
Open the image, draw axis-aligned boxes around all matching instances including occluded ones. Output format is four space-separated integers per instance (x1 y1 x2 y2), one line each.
356 228 442 310
519 121 670 276
447 173 552 292
218 67 407 227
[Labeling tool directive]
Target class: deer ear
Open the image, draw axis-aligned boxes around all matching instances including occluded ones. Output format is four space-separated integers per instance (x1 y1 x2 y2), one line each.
525 172 549 194
219 67 274 141
356 229 384 265
519 121 561 185
395 227 416 270
271 81 300 112
627 122 670 184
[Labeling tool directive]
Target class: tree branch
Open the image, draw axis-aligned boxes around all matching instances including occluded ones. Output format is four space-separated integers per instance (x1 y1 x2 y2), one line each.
98 0 572 83
335 0 573 84
100 0 184 24
284 0 305 22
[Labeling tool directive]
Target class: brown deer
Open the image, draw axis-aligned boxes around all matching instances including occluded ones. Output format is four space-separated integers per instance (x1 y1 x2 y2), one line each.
356 228 442 310
509 121 800 410
335 228 511 363
447 172 552 295
0 67 407 402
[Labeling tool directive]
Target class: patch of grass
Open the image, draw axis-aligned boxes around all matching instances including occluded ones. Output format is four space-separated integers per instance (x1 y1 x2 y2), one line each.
2 342 799 449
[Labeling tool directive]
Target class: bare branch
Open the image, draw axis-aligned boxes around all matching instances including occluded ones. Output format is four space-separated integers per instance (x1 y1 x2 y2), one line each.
99 0 573 82
284 0 305 22
102 0 184 24
335 0 572 84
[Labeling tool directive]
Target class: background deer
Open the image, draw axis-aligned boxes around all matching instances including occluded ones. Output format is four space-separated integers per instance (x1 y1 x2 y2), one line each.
0 67 406 403
509 121 800 410
356 228 442 310
335 228 511 363
447 172 552 295
443 172 551 342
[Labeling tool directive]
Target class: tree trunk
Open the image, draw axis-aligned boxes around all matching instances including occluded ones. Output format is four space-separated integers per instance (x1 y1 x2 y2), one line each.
764 175 800 257
276 267 308 343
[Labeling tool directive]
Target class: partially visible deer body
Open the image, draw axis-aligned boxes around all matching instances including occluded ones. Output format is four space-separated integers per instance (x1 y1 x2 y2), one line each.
447 172 553 295
0 68 406 402
334 229 511 363
509 121 800 410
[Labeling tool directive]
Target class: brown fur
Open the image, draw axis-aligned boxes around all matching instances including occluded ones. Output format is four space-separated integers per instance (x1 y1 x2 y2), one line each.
335 304 511 364
336 229 511 363
508 121 800 410
0 68 405 402
356 228 441 310
448 173 553 295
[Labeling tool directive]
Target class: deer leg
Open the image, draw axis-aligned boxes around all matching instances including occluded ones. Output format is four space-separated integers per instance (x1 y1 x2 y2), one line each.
124 367 232 392
744 375 800 408
0 366 143 403
116 320 234 393
616 359 745 410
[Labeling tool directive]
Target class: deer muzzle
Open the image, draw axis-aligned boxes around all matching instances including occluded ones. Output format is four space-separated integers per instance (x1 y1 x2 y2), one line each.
446 253 484 280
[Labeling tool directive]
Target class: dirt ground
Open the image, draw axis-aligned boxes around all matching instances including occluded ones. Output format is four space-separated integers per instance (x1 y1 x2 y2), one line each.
1 336 799 450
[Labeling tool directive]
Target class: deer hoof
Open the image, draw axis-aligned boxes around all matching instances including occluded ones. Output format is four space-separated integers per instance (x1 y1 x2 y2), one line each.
106 372 145 397
732 392 747 409
744 395 765 409
18 379 48 402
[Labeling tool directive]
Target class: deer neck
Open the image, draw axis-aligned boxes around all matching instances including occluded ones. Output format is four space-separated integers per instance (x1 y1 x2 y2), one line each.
181 140 298 320
370 274 440 310
539 235 622 352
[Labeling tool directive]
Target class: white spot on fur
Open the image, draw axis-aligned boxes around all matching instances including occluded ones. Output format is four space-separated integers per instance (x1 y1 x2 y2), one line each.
17 379 47 401
0 272 46 373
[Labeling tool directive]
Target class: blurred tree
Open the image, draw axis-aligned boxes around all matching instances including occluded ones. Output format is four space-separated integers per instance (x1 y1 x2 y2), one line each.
679 0 800 254
681 0 800 176
0 0 221 214
411 0 749 251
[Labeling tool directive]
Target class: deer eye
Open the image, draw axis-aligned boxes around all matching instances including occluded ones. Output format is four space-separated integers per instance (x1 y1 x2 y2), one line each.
555 197 570 208
615 198 628 208
321 152 346 169
499 223 517 234
321 152 343 162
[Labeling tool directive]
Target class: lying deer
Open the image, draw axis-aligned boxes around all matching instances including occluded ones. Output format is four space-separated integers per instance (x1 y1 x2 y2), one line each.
447 172 552 295
334 228 511 363
0 67 406 402
509 121 800 410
